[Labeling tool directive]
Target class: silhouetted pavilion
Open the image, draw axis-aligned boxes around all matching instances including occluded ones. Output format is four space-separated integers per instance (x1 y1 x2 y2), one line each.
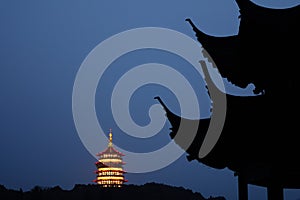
155 1 300 200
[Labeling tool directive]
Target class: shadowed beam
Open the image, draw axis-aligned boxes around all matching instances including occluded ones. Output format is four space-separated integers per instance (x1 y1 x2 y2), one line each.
267 184 283 200
237 173 248 200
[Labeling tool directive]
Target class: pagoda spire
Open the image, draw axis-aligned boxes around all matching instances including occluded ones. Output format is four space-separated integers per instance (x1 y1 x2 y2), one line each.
108 128 113 147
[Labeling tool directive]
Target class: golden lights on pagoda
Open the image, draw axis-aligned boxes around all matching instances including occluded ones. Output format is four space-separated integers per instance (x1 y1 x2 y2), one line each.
94 129 127 187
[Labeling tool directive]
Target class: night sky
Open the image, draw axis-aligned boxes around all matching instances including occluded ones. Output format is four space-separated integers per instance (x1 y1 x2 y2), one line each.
1 1 300 200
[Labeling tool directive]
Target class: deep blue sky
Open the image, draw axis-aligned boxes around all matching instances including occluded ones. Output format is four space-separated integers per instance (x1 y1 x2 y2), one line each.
0 1 299 200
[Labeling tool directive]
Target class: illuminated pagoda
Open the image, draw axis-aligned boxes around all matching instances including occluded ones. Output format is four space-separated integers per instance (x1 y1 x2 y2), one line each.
94 129 127 187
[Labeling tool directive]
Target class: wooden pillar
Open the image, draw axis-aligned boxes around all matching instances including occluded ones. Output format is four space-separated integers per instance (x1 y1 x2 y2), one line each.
238 175 248 200
267 184 283 200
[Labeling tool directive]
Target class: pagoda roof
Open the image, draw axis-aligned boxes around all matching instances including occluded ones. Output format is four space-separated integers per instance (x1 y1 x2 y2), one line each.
96 146 125 157
185 2 300 94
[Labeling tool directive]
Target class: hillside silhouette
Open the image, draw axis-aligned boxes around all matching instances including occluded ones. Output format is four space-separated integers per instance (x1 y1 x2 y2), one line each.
0 182 226 200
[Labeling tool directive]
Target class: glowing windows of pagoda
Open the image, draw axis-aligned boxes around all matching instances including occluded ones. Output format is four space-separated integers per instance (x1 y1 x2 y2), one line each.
93 129 127 187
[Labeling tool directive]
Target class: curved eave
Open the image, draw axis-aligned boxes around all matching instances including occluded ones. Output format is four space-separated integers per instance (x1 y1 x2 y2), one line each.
185 18 238 47
185 18 240 85
154 96 226 169
95 161 108 168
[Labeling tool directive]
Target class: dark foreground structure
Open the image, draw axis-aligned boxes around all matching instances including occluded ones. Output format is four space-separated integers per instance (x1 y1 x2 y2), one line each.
156 1 300 200
0 183 225 200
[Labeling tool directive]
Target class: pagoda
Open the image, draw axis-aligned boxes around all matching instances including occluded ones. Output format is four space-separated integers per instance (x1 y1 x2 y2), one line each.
94 129 127 187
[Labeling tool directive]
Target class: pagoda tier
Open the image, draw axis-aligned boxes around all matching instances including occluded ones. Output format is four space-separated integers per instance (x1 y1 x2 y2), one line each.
94 168 126 174
95 161 125 169
94 129 127 187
